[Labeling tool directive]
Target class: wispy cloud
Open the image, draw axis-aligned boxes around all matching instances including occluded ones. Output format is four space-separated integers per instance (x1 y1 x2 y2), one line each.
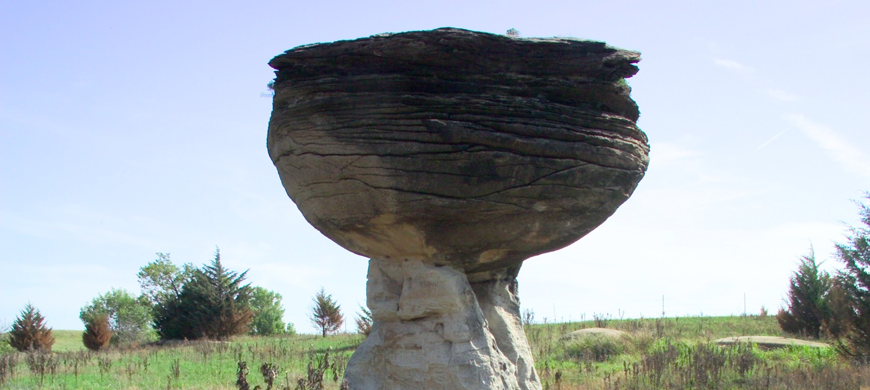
754 129 789 152
785 114 870 177
763 88 798 101
712 57 754 72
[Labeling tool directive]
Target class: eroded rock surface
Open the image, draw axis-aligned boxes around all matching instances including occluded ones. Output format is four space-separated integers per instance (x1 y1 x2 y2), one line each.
347 259 531 390
268 28 649 273
268 27 649 390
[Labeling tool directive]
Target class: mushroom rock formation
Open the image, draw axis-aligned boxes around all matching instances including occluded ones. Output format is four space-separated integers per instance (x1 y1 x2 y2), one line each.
268 28 649 390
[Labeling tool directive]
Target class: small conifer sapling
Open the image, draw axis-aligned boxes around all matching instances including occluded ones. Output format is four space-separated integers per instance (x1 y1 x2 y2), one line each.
82 313 113 351
8 303 55 352
310 288 344 337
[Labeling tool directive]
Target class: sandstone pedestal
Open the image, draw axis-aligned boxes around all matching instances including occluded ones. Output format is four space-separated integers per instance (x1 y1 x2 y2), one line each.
268 28 649 390
346 259 538 390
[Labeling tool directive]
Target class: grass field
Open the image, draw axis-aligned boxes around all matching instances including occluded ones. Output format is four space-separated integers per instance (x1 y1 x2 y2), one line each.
50 331 86 353
1 315 868 389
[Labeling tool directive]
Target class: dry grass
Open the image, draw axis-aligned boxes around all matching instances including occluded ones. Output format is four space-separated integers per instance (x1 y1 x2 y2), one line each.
0 334 360 389
2 315 869 389
529 315 870 390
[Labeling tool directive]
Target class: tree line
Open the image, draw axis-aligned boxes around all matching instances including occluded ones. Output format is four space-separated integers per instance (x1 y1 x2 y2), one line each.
777 194 870 361
2 248 374 352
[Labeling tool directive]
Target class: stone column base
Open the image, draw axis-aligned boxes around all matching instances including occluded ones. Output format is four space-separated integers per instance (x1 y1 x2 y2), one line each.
345 258 541 390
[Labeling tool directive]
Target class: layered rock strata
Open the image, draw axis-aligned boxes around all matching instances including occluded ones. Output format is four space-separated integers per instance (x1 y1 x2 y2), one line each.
268 28 649 390
347 259 534 390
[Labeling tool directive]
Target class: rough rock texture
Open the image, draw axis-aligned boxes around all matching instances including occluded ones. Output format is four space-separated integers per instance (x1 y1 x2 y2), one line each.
267 27 649 390
268 28 649 274
471 276 539 390
346 259 533 390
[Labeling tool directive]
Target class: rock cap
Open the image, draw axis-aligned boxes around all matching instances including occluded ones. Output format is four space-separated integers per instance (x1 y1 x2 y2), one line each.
268 28 649 274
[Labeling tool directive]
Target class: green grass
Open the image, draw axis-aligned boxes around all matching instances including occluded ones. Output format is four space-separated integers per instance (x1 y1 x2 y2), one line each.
1 316 868 390
0 333 363 390
527 315 868 389
51 330 86 353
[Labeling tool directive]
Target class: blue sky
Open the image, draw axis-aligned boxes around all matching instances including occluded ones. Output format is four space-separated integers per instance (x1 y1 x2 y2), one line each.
2 0 869 332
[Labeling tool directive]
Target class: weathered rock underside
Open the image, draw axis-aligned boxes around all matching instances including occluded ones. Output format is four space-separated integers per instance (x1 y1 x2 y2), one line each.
268 28 649 274
267 28 649 390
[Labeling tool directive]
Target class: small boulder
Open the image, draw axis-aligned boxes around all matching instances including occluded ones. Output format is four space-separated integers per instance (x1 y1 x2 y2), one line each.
561 328 628 340
714 336 829 349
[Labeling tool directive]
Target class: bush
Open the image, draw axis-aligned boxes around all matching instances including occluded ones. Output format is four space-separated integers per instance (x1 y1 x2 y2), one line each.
776 249 831 339
564 335 627 362
310 288 343 337
8 304 54 352
249 287 285 336
80 289 152 346
0 320 12 354
82 313 113 351
355 305 372 336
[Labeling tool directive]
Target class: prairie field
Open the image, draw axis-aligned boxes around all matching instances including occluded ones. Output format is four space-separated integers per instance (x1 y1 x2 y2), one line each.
2 315 868 390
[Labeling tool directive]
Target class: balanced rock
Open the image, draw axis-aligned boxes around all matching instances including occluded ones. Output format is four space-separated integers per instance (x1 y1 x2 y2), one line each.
268 28 649 390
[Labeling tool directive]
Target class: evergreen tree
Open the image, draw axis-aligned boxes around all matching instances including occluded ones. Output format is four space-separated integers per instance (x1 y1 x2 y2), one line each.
355 304 373 336
82 313 113 351
152 296 189 340
776 249 831 339
310 288 344 337
822 277 852 339
154 248 253 340
8 304 55 352
835 195 870 359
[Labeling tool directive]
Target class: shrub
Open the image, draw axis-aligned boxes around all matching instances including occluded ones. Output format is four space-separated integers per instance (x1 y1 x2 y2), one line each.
355 305 372 336
0 320 12 354
776 249 831 339
8 304 55 352
310 288 344 337
249 287 286 336
835 194 870 360
564 335 626 362
80 289 152 346
82 313 113 351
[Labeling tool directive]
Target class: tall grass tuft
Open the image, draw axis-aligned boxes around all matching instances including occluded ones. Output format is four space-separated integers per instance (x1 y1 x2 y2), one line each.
565 335 626 362
25 349 59 385
0 353 18 386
